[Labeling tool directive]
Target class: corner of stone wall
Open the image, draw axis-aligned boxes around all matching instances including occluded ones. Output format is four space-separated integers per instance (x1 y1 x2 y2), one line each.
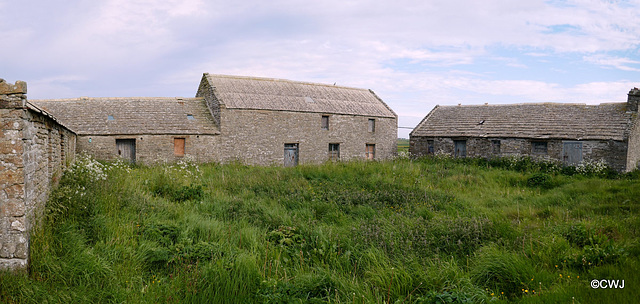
0 79 29 272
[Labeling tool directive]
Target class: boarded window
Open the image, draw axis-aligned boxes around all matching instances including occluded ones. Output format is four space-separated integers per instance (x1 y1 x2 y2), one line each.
329 143 340 161
492 140 501 155
368 119 375 132
174 138 185 156
532 141 548 154
427 140 434 154
321 115 329 130
366 144 375 160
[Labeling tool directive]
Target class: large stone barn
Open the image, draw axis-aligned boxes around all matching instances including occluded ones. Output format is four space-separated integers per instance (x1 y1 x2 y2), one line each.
33 74 397 166
409 88 640 172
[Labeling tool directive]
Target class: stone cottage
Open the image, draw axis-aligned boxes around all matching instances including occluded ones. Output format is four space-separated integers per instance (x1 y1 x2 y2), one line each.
409 88 640 172
33 74 397 166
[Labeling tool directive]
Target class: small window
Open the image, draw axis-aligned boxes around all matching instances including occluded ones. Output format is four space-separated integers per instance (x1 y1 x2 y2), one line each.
368 119 375 132
366 144 375 160
187 114 195 120
454 140 467 158
174 138 185 156
427 140 435 154
321 115 329 130
492 140 501 155
328 143 340 161
107 115 114 120
532 141 548 154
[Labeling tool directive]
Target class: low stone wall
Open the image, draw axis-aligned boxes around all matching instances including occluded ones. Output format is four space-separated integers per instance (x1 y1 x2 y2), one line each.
0 79 76 271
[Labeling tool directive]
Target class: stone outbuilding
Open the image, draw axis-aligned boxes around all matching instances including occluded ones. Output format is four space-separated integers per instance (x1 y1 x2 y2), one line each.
409 88 640 172
33 74 397 166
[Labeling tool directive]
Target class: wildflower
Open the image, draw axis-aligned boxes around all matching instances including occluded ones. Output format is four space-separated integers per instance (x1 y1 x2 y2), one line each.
559 274 562 277
525 289 528 293
491 293 494 296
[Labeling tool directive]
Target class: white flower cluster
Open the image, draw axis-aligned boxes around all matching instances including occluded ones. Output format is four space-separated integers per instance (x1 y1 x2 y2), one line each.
576 159 609 176
105 158 132 174
394 151 410 160
66 153 107 182
168 155 201 178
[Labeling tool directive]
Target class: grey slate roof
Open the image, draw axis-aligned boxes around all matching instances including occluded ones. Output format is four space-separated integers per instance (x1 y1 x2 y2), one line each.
411 103 634 141
203 74 396 118
31 97 219 136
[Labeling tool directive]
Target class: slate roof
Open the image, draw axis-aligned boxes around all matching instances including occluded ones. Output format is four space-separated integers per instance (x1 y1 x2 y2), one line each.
31 97 219 136
203 74 396 118
411 103 634 141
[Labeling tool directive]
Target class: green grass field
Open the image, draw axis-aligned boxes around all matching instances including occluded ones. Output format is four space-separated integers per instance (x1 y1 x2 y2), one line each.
1 154 639 303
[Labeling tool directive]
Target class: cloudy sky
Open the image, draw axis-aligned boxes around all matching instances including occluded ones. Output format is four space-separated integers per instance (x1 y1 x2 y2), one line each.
2 0 639 138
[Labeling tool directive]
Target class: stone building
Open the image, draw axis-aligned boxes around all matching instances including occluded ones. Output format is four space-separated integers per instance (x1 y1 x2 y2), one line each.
33 74 397 165
195 74 397 166
1 79 76 270
33 97 220 164
410 88 640 172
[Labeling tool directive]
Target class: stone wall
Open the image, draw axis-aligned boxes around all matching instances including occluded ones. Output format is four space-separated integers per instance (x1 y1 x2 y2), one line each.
627 114 640 171
0 79 76 271
216 108 397 165
77 134 219 164
410 136 629 171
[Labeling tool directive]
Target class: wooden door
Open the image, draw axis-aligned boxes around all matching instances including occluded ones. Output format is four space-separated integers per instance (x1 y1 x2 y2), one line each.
454 140 466 158
366 144 375 160
284 143 299 167
116 139 136 163
563 142 582 165
174 138 185 156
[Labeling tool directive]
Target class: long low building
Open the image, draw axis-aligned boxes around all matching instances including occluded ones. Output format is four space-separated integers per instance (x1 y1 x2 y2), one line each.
409 88 640 172
33 74 398 165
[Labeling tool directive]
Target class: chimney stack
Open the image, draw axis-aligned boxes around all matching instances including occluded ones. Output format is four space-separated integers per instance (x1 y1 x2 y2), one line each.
628 87 640 112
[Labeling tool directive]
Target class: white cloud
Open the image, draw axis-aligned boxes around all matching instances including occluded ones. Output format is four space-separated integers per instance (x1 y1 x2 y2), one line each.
584 55 640 71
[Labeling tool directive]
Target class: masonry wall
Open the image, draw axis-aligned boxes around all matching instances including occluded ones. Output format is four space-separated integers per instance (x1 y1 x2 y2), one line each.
216 108 397 165
410 136 629 171
627 114 640 171
1 80 76 271
77 134 219 164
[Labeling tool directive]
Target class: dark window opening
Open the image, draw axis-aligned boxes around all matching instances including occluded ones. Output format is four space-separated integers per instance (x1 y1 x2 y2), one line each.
368 119 375 132
321 115 329 130
492 140 501 155
532 141 548 154
427 140 435 154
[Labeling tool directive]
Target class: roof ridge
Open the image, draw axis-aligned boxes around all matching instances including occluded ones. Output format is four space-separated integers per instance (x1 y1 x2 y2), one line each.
32 97 203 102
438 102 625 108
205 73 370 91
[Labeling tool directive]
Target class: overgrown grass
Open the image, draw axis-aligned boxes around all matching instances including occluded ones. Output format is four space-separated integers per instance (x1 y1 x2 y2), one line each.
1 155 638 303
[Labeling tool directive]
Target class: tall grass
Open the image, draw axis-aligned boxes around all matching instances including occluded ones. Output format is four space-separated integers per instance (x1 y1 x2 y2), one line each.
0 154 638 303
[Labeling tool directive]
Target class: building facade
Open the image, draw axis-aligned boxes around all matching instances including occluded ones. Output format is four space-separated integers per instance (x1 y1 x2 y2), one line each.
33 74 397 166
410 88 640 172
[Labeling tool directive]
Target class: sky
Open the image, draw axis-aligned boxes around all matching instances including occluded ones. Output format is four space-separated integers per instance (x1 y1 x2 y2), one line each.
1 0 639 138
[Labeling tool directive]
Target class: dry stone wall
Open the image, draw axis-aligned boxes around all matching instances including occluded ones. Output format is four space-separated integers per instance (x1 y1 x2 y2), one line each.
1 79 76 271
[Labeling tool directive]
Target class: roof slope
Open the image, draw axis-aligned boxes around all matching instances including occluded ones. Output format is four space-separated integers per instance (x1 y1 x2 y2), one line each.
411 103 634 141
203 74 396 118
31 97 219 135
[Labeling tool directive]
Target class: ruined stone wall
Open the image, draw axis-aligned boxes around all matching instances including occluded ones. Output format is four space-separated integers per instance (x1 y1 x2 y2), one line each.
1 80 76 271
410 136 629 171
217 108 397 165
77 134 219 164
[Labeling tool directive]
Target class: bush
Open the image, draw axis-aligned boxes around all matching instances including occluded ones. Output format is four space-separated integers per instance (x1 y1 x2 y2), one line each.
527 173 553 189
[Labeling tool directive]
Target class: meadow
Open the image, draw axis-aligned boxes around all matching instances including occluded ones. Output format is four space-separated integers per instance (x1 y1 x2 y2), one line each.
1 154 639 303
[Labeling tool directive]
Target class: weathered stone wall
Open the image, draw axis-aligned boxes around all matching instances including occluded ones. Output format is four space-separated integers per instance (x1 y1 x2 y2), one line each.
410 136 629 171
216 108 397 165
1 79 76 271
627 114 640 171
77 134 219 164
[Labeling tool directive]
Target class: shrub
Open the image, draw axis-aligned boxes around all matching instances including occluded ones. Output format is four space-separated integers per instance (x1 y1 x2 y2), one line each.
527 173 553 189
